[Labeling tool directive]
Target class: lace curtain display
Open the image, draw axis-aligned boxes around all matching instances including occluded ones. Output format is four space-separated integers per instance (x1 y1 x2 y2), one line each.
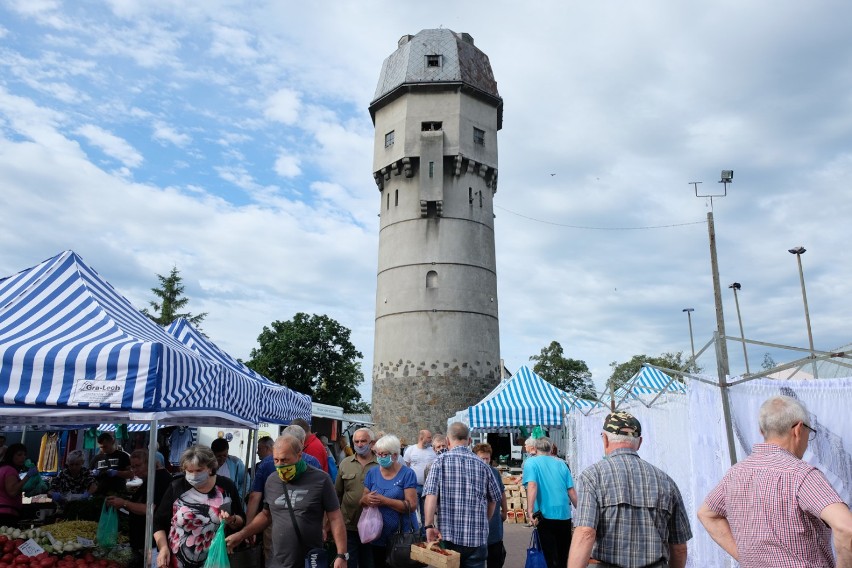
567 376 852 568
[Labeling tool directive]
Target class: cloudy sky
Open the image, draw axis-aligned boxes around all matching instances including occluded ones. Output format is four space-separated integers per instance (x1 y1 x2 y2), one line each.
2 1 850 402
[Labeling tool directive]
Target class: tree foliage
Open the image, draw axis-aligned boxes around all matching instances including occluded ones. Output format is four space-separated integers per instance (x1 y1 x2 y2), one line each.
142 266 207 327
607 351 690 393
530 341 596 399
246 312 369 413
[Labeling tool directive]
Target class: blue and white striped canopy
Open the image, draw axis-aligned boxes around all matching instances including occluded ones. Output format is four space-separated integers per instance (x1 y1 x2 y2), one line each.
605 365 686 406
464 365 599 432
165 318 311 424
0 251 260 427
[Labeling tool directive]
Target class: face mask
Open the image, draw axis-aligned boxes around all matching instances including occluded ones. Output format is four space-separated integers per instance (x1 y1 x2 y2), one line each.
435 448 447 455
354 444 372 457
377 455 394 468
185 471 209 487
276 459 307 483
423 442 432 449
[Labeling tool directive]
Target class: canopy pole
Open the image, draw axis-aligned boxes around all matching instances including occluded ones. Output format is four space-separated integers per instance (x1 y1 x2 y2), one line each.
243 428 256 498
143 419 158 568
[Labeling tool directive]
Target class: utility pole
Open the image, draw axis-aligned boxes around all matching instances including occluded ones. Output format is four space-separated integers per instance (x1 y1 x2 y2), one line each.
692 172 736 465
729 282 750 375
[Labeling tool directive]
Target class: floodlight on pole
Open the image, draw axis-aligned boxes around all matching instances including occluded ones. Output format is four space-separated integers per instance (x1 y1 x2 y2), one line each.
788 246 818 379
682 308 696 370
728 282 750 375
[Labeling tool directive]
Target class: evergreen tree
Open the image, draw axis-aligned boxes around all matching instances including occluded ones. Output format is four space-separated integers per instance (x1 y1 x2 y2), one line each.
142 266 207 327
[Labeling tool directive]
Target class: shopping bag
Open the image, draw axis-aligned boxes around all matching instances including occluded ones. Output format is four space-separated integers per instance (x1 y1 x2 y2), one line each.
203 523 230 568
357 506 383 543
303 548 328 568
96 500 118 549
386 503 425 568
525 528 547 568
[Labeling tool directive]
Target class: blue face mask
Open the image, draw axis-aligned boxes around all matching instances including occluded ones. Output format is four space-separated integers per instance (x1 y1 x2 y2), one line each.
377 455 394 468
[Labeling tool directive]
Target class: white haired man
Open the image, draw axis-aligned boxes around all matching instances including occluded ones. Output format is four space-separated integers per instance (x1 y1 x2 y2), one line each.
336 428 379 568
698 395 852 567
568 411 692 568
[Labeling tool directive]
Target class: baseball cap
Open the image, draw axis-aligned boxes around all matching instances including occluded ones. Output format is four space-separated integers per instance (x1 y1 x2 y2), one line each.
603 411 641 437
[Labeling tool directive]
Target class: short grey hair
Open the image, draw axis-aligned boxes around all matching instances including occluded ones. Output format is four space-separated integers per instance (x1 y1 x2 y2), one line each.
534 437 552 454
275 434 303 455
432 433 447 445
66 449 86 466
374 434 401 455
257 436 275 451
447 422 469 442
354 427 375 441
283 425 307 444
759 395 809 438
603 431 641 449
180 444 218 473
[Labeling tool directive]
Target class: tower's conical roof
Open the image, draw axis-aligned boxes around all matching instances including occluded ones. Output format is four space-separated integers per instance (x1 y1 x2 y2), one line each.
371 29 502 124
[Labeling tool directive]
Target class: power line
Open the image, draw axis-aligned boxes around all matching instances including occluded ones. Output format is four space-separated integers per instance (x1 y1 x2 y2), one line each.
494 205 706 230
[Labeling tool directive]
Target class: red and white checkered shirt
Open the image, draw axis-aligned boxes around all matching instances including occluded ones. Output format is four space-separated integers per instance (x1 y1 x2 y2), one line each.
704 443 843 568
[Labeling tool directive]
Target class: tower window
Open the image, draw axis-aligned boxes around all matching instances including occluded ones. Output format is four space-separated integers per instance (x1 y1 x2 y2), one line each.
469 187 473 204
385 130 395 147
386 192 390 210
426 55 441 68
421 121 442 131
426 270 438 288
429 161 434 178
394 189 399 206
473 127 485 145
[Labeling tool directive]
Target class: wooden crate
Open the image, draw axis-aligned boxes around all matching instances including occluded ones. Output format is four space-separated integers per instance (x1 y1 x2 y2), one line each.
410 543 461 568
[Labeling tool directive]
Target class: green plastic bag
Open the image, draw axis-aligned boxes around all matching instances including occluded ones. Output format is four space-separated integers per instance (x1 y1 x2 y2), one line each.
203 522 230 568
97 500 118 549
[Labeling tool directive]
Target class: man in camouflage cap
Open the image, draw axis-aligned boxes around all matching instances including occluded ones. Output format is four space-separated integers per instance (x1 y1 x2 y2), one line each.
568 411 692 568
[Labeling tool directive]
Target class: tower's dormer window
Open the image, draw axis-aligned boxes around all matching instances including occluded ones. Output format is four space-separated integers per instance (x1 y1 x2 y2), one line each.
422 121 442 131
473 127 485 145
426 54 441 68
385 130 395 147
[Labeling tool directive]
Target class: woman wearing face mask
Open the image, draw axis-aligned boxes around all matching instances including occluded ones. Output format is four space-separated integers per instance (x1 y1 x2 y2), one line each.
154 445 245 568
360 435 419 568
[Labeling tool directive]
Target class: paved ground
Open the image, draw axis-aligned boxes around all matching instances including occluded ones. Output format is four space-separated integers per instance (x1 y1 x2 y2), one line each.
502 521 535 566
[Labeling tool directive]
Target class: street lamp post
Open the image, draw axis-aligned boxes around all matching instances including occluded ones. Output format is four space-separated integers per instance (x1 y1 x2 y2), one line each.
788 246 818 379
728 282 750 375
683 308 696 371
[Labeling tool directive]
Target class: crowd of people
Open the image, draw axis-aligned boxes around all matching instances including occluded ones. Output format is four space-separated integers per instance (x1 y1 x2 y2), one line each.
1 393 850 568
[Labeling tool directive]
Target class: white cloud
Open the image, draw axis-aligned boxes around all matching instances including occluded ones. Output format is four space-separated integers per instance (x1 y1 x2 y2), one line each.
273 150 301 178
263 88 301 125
209 24 258 62
152 121 191 147
75 124 143 168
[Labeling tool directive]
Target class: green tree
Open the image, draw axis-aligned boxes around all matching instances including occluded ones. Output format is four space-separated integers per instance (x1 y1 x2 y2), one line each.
142 266 207 327
530 341 596 399
246 313 368 412
607 351 690 393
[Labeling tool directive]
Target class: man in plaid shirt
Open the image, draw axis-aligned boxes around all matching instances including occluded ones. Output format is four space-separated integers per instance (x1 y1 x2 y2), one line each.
568 411 692 568
699 395 852 567
423 422 502 568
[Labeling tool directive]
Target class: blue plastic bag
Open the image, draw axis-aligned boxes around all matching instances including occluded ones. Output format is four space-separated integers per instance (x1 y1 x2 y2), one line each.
525 528 547 568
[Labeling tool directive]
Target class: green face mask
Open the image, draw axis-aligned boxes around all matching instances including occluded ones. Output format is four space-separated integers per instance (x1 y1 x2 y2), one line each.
275 459 306 483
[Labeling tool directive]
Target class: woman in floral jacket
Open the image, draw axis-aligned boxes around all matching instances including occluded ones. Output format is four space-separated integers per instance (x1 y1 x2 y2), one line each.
154 445 245 568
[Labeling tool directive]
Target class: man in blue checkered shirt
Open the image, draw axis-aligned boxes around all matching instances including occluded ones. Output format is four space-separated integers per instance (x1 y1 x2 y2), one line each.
423 422 502 568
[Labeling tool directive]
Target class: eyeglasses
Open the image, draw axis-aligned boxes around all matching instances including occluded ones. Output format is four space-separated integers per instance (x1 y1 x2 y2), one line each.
375 452 393 458
801 422 817 441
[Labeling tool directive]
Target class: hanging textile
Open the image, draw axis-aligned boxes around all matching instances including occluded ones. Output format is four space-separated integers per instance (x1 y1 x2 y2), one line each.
37 433 60 473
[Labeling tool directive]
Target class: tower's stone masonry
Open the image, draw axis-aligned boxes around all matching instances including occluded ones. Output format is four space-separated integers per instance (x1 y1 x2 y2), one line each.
372 358 499 441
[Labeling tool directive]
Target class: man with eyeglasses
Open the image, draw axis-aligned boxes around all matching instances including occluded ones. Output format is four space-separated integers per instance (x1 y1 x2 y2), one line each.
698 395 852 567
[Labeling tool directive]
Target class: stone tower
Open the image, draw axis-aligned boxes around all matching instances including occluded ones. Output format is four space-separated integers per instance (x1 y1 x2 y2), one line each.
369 29 503 443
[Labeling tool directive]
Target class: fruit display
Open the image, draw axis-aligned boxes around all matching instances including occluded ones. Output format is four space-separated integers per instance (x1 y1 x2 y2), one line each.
0 525 129 568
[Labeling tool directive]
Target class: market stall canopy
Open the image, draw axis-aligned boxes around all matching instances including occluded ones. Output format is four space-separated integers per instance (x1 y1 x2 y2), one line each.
165 317 311 424
0 251 261 427
602 364 686 408
451 365 600 432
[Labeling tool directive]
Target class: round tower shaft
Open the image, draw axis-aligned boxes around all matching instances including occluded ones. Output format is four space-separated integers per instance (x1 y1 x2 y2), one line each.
369 29 503 442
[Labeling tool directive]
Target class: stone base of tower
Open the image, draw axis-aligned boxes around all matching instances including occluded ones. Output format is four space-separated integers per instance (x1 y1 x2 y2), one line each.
371 359 500 445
